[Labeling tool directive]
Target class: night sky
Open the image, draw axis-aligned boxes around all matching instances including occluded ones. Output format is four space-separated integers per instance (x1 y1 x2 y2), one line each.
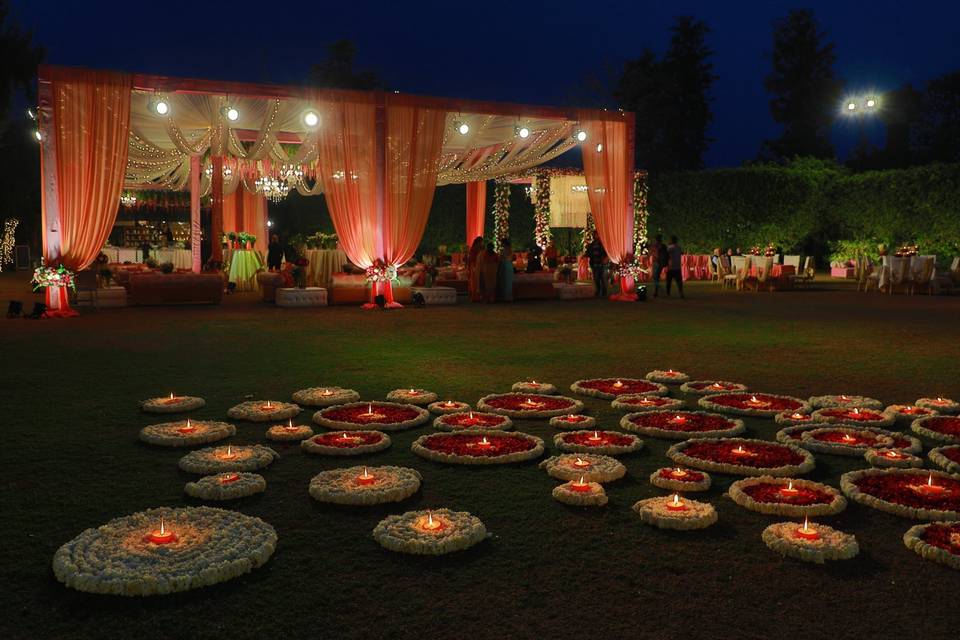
13 0 958 167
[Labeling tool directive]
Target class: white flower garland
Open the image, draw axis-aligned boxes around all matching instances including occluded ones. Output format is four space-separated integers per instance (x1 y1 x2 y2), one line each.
427 400 471 415
864 448 923 468
885 404 938 425
432 412 513 431
312 401 430 431
611 395 685 413
52 507 277 596
386 388 438 406
679 380 748 395
308 466 421 505
178 445 279 474
809 407 895 428
569 378 668 400
697 392 811 418
911 415 960 444
411 431 544 465
552 481 608 507
184 473 266 501
903 522 960 570
476 393 584 418
928 446 960 474
775 425 820 445
916 397 959 415
840 468 960 520
762 522 859 564
632 496 718 530
291 387 360 407
511 381 557 395
372 509 488 555
808 395 883 410
539 454 626 483
619 410 745 440
645 370 690 384
666 438 816 477
226 400 301 422
549 414 596 429
140 395 206 414
300 431 391 456
799 427 895 457
552 430 644 455
726 476 847 517
139 420 236 447
265 424 314 441
649 468 712 492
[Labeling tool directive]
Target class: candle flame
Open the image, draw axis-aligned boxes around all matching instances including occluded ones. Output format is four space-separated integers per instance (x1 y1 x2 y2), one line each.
367 403 373 414
852 408 860 415
614 380 623 386
159 517 166 535
937 397 945 402
169 392 175 400
186 419 191 428
577 475 585 485
735 445 745 453
751 395 759 402
840 395 849 400
802 516 810 532
675 467 685 475
788 481 794 490
469 411 474 419
531 380 537 384
481 437 489 445
592 430 600 438
928 474 935 487
361 467 371 479
792 413 804 419
266 401 272 408
672 494 681 506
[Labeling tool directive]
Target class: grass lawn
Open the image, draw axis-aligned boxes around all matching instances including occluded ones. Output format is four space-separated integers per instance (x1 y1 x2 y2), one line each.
2 274 959 640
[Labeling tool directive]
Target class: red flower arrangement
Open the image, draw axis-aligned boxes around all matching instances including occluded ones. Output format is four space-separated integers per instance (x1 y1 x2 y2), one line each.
481 394 577 411
311 431 384 448
939 446 960 465
680 440 806 469
920 522 960 556
683 381 746 392
819 407 887 421
658 468 705 482
627 412 738 433
704 393 805 411
851 472 960 513
418 433 538 457
575 378 661 396
321 404 422 425
437 413 509 429
810 429 888 447
915 416 960 438
617 396 675 407
559 431 637 447
741 482 835 506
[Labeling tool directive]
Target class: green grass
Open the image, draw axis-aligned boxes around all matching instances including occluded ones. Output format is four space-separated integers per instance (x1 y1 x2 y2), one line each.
2 278 960 640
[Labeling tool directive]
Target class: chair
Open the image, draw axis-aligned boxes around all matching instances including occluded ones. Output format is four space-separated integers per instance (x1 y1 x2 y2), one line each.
720 257 737 289
783 255 800 270
887 257 911 294
72 270 100 310
912 258 936 295
859 257 878 292
736 256 755 291
790 257 815 288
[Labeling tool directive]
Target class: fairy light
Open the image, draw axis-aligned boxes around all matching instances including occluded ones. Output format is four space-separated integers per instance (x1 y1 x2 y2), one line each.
1 218 19 272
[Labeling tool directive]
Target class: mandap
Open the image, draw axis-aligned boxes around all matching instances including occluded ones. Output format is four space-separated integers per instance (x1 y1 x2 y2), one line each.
37 65 640 314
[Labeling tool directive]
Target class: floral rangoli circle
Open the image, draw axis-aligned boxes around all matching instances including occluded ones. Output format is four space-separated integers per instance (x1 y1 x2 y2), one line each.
885 404 937 425
865 447 924 469
309 466 421 505
291 386 360 407
427 400 471 415
762 521 858 563
265 422 314 442
810 407 895 428
412 431 544 465
916 397 959 415
184 472 266 501
178 445 279 474
666 438 815 477
227 400 301 422
141 395 205 414
911 415 960 444
611 394 685 413
301 430 391 456
840 468 960 520
570 378 668 399
645 369 690 384
698 392 809 418
372 509 488 555
511 381 557 394
139 420 236 447
539 453 626 483
633 495 718 530
313 401 429 431
650 467 712 492
903 521 960 570
775 425 821 444
477 393 583 418
553 480 608 506
620 410 745 440
385 388 438 406
553 430 644 455
929 446 960 474
432 411 513 431
801 426 920 457
679 380 748 395
549 414 597 429
774 411 820 426
808 394 883 410
727 476 846 517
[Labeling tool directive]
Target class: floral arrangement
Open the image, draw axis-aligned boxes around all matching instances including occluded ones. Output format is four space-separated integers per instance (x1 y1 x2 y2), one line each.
553 430 644 455
749 246 762 256
633 172 649 256
911 415 960 444
139 420 236 448
491 180 511 253
292 257 309 288
313 401 430 431
386 388 438 406
633 496 718 530
433 411 513 431
698 392 810 418
265 422 314 441
552 480 608 507
305 231 338 250
611 395 685 413
52 506 277 596
426 400 471 415
301 430 391 456
185 472 266 501
539 454 626 483
916 397 959 414
666 438 815 477
612 260 648 282
569 378 667 400
532 173 552 250
650 467 712 492
31 261 76 292
226 400 301 423
774 411 820 426
761 521 859 564
810 407 895 428
799 426 914 457
775 425 820 444
620 410 745 440
645 369 690 385
903 521 960 570
548 414 596 429
511 380 557 395
178 445 279 475
291 386 360 407
308 466 421 505
864 448 923 469
885 404 938 425
372 508 488 556
477 393 584 418
140 394 206 414
580 211 596 255
928 445 960 474
840 468 960 520
764 244 776 257
365 259 398 283
808 394 883 410
726 476 847 517
679 380 749 395
412 431 544 465
237 231 257 247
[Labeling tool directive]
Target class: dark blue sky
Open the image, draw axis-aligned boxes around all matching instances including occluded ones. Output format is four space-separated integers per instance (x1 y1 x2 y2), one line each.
14 0 958 166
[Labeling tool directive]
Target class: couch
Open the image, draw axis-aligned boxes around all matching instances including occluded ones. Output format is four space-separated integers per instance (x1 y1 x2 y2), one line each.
128 273 223 305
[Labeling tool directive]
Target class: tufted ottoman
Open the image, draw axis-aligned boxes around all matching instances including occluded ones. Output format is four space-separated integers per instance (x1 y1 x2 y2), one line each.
411 286 457 305
553 282 595 300
276 287 328 307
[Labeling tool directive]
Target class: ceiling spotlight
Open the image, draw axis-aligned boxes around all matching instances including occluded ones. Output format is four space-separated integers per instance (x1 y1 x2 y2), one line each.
575 129 587 142
516 126 530 139
33 129 42 142
26 107 36 120
865 97 876 108
456 121 470 135
303 110 320 128
223 106 240 122
846 101 857 112
267 219 274 228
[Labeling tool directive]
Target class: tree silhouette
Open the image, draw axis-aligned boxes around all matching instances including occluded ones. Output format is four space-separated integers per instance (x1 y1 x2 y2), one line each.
309 40 383 90
761 9 842 160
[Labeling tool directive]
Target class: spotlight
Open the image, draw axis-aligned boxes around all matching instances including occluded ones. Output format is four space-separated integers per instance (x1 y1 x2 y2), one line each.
516 126 530 139
33 130 42 142
155 100 169 116
26 108 36 120
7 300 23 318
374 294 386 308
267 220 274 228
222 106 240 122
303 110 320 128
27 302 46 319
596 143 603 153
456 121 470 135
575 129 587 142
865 97 876 108
846 101 857 112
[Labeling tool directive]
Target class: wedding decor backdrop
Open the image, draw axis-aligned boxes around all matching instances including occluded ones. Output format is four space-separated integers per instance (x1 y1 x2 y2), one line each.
36 65 637 314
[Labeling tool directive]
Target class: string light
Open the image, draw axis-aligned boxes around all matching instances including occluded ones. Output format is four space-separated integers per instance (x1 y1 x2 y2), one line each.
596 143 603 153
1 218 19 272
26 108 36 120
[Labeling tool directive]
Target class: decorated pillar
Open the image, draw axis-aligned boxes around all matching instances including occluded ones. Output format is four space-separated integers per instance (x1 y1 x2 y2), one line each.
211 156 224 264
465 181 486 246
491 180 510 253
190 155 201 272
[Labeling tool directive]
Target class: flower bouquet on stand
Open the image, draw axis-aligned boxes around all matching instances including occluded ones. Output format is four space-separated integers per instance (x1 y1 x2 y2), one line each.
31 261 76 293
293 257 310 289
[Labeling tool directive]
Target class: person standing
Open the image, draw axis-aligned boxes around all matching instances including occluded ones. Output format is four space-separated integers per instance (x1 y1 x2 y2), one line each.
481 242 499 303
666 235 685 298
586 236 607 297
497 238 514 302
650 234 668 297
267 234 284 271
467 236 484 302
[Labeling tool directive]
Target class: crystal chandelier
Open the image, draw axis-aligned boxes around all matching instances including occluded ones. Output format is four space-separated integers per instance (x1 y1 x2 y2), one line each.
120 193 137 207
254 175 290 203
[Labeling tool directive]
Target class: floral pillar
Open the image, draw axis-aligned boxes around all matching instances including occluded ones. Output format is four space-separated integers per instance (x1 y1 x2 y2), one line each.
211 156 224 264
492 180 510 253
532 171 552 251
190 155 201 273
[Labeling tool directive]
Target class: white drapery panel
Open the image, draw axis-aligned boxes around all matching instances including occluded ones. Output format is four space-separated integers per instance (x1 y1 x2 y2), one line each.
537 174 591 227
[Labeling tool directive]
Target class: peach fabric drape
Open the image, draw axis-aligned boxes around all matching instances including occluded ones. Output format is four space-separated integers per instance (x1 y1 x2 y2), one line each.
223 190 268 252
41 67 131 315
579 109 635 299
465 181 486 245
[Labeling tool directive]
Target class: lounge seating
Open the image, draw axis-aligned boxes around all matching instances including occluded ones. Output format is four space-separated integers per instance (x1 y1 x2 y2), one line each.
128 273 223 305
328 273 413 306
257 272 285 303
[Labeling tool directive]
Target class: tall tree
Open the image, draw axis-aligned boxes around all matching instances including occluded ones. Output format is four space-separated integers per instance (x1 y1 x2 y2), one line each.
0 1 43 129
309 40 382 90
614 16 716 172
914 71 960 164
761 9 842 160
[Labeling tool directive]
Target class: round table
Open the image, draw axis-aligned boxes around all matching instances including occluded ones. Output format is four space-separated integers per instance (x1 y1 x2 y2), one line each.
305 249 348 288
228 250 264 292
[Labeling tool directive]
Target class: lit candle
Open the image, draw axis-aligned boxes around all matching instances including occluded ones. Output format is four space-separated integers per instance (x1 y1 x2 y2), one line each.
841 433 857 444
666 494 688 512
671 414 687 424
442 400 457 408
569 475 592 493
934 397 948 405
672 467 687 478
588 430 603 442
565 414 582 422
791 412 807 420
793 517 820 541
178 419 196 434
164 392 181 404
779 481 800 497
916 474 945 495
709 382 724 390
638 397 656 405
356 467 376 486
840 395 850 401
475 436 492 448
219 472 240 484
732 445 749 456
613 380 624 388
850 408 861 417
285 419 298 432
882 450 905 460
666 369 677 376
529 380 539 386
362 403 374 416
408 388 419 395
419 512 443 532
147 517 176 544
321 388 334 396
572 457 591 469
